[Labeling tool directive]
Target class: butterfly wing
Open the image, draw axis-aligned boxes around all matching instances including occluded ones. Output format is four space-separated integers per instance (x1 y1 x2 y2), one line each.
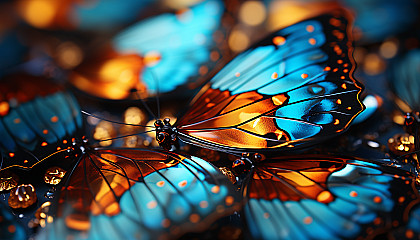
243 155 419 239
70 0 225 99
0 74 82 170
38 148 240 240
176 11 364 153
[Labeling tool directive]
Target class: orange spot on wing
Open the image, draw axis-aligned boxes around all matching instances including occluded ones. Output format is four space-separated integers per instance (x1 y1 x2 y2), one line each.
211 186 220 194
178 180 187 187
309 38 316 45
41 142 48 146
303 217 313 224
306 25 314 32
9 153 14 157
350 191 358 197
50 116 58 123
301 73 308 79
271 72 278 79
157 181 165 187
317 191 334 203
273 36 286 46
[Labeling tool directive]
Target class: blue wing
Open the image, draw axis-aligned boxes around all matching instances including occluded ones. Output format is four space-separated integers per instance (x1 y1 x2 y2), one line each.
112 0 224 94
37 148 240 240
0 75 82 170
244 155 419 239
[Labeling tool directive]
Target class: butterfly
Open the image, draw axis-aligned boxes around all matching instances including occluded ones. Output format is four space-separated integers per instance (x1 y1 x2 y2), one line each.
70 0 226 99
153 10 365 153
0 74 82 171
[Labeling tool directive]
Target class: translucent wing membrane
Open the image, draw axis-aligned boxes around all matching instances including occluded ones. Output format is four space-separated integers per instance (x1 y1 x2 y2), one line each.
0 75 82 170
244 155 419 240
38 148 240 240
176 11 364 152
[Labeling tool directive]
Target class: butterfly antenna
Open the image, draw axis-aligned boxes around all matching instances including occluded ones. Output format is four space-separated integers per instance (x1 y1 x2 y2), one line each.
147 68 161 119
133 90 158 120
94 129 155 144
81 110 155 128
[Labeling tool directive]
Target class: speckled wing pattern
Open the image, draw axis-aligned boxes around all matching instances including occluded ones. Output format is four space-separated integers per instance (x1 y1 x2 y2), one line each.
244 155 420 240
0 75 82 170
176 11 364 153
38 148 240 240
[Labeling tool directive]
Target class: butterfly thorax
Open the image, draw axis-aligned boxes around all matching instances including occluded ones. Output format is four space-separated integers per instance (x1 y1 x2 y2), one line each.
154 118 178 151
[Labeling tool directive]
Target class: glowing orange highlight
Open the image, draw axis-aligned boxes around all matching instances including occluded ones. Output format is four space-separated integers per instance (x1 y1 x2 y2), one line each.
309 38 316 45
273 36 286 46
306 25 314 32
51 116 58 123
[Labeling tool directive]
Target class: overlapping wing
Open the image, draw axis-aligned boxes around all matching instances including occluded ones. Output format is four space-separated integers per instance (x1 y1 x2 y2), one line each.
38 148 240 240
176 11 364 152
244 155 419 239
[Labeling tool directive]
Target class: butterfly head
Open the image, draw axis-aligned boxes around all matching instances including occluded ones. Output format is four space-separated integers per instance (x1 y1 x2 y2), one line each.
154 118 178 151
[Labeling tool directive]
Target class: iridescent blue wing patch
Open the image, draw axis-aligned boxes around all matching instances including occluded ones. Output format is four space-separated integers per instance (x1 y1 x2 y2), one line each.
37 148 240 240
244 155 420 240
113 0 225 94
